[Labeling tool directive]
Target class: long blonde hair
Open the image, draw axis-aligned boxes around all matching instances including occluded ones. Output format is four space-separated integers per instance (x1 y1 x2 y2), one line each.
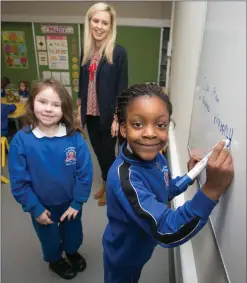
82 2 117 65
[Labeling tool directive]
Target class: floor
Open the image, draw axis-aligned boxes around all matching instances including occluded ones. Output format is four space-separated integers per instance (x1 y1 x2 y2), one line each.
1 135 170 283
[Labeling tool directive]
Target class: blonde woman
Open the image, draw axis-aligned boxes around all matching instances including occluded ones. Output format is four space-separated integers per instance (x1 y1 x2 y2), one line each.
77 2 128 206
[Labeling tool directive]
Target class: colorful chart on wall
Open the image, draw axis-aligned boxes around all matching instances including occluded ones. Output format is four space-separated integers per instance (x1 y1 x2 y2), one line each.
46 35 69 69
34 23 80 105
2 30 28 68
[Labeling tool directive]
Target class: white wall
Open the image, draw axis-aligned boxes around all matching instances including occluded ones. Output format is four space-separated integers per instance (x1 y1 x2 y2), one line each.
169 2 228 283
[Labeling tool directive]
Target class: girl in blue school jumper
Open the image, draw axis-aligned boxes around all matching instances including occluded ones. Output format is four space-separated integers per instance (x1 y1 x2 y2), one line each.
1 77 10 97
8 79 93 280
1 103 16 137
102 83 234 283
19 80 29 98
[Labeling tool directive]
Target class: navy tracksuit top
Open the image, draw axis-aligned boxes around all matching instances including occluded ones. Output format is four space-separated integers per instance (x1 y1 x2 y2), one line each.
103 143 217 268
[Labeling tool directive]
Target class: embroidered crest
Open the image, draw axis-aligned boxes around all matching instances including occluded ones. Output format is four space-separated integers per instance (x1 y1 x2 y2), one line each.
164 170 169 187
65 147 76 166
156 161 170 188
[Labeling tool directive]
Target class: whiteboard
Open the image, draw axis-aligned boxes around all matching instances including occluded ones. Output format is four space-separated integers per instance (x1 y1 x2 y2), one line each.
188 2 246 283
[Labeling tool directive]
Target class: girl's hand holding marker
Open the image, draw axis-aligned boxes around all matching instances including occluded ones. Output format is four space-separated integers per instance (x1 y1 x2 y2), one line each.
175 139 234 201
202 140 234 201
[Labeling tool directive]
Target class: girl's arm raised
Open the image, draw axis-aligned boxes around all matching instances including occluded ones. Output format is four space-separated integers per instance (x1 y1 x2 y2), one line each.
115 168 217 248
115 143 233 248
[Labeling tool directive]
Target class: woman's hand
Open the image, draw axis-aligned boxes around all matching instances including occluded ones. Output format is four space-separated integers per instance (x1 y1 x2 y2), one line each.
76 113 82 128
76 104 82 128
111 118 119 137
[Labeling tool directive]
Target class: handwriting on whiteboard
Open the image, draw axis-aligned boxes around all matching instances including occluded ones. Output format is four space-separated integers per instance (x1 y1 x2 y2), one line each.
202 77 220 103
199 76 234 141
202 96 211 112
214 115 234 140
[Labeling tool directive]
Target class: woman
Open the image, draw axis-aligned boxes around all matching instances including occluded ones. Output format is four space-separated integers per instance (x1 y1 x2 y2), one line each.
77 2 128 206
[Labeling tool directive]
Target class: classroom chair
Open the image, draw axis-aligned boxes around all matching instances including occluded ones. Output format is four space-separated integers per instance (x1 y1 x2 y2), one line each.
1 136 10 184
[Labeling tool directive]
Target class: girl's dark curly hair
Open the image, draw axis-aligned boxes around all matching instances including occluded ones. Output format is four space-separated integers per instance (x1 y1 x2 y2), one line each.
116 83 173 124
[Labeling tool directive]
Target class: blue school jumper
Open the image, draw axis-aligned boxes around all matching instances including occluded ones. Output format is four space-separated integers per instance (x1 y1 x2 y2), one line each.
103 143 217 283
8 125 93 262
19 90 29 97
1 88 6 97
1 103 16 136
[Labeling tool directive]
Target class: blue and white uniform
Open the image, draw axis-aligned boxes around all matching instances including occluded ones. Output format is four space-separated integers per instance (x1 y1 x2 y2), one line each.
1 103 16 136
103 143 217 283
8 124 93 262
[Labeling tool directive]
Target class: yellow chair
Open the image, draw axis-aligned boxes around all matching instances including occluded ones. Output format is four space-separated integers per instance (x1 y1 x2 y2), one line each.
1 175 9 184
1 136 10 184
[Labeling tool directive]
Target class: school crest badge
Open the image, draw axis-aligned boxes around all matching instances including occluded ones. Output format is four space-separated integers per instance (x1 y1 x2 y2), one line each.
164 169 169 187
65 147 76 166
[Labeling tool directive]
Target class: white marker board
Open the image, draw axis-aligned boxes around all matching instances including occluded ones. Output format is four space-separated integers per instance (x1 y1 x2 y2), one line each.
188 2 246 283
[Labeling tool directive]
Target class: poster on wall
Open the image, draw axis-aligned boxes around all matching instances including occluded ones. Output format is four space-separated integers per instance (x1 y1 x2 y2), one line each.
36 36 46 50
46 35 69 70
61 72 71 85
38 51 48 66
34 22 80 101
51 72 61 81
42 71 51 80
2 31 28 68
41 25 74 34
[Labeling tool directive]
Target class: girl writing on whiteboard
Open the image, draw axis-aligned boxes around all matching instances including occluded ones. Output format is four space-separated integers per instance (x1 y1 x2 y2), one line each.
103 83 234 283
8 79 93 280
77 2 128 206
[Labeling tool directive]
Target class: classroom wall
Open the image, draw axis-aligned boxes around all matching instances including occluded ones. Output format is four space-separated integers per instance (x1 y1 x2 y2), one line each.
169 2 228 283
1 1 172 20
1 2 167 103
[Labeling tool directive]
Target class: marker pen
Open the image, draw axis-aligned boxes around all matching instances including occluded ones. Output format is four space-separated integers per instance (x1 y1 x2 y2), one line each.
174 139 231 190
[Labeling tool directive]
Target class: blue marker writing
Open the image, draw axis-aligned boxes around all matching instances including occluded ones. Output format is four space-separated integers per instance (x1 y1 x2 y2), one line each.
174 139 231 190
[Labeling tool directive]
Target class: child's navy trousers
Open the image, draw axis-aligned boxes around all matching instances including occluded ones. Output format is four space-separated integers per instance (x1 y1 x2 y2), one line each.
104 254 142 283
32 202 83 263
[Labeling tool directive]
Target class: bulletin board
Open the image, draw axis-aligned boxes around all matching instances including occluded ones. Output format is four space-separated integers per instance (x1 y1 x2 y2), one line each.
1 22 38 85
33 23 80 105
2 23 160 103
